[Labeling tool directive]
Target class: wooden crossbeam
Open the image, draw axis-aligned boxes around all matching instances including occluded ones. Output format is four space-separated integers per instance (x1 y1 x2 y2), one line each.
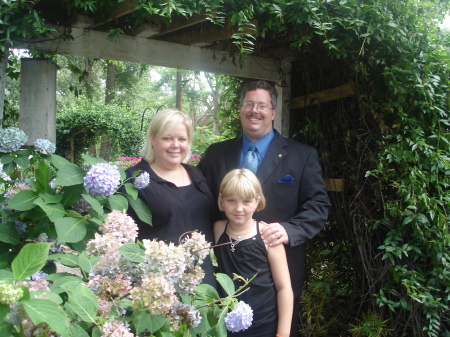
291 83 355 109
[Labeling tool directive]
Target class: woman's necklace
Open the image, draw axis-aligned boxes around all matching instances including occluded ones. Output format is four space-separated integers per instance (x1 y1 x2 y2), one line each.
227 220 256 253
151 162 186 186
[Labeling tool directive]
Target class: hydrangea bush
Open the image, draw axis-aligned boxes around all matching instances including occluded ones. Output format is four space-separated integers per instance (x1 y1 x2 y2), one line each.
0 129 254 336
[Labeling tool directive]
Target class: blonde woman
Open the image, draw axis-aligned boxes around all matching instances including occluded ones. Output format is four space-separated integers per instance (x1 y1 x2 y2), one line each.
125 108 216 286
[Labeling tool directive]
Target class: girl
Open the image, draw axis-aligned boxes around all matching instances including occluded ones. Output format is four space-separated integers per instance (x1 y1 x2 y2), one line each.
213 169 293 337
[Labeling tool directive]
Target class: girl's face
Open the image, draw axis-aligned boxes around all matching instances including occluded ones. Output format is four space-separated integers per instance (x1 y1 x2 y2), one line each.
150 123 189 168
221 195 260 227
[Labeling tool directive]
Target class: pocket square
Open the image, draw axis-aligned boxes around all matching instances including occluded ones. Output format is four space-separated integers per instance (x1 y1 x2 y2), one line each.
279 175 294 183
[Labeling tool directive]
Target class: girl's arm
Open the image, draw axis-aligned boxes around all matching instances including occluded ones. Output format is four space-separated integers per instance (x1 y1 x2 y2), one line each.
267 242 293 337
213 220 227 244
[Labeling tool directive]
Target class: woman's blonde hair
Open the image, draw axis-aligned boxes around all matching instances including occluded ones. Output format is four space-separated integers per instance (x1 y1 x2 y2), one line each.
218 169 266 212
140 108 194 163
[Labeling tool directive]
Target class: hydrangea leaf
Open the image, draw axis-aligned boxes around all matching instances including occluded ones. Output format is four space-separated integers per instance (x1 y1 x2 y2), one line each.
35 160 50 190
108 194 129 212
60 184 85 207
14 152 31 169
0 303 8 322
0 320 14 336
131 310 166 335
48 253 79 268
33 198 65 222
6 190 39 211
118 243 145 263
124 182 138 200
78 251 99 274
54 163 86 186
66 285 98 323
54 217 88 243
195 283 221 301
215 273 235 296
68 323 90 337
125 194 152 225
48 154 71 170
48 275 83 294
0 222 20 245
0 153 13 165
22 298 69 335
12 242 51 282
82 193 105 218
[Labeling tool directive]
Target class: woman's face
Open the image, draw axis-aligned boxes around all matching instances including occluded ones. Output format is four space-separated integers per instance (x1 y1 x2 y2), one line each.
150 123 189 168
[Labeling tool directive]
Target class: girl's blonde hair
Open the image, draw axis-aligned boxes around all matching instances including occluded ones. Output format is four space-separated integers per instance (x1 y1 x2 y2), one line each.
218 169 266 212
140 108 194 163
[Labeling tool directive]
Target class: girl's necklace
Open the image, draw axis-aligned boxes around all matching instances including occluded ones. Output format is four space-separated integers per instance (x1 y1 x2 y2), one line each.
227 220 256 253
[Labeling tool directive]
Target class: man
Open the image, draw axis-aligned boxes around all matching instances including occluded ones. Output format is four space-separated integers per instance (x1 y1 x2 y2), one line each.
198 80 331 337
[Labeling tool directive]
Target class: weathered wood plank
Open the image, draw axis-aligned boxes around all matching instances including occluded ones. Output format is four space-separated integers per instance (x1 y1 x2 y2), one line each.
291 83 355 109
15 25 280 81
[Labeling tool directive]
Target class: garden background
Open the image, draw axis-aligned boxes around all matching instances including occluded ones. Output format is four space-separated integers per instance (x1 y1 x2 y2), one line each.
1 1 450 336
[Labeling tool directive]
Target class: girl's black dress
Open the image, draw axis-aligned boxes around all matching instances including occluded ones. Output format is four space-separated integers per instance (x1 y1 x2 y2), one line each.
214 221 278 337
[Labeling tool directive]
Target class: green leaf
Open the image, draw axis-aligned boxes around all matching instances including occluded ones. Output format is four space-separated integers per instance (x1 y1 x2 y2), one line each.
124 182 138 200
82 154 106 166
107 194 129 212
35 160 50 190
12 243 51 281
82 193 105 218
54 217 88 243
48 253 79 268
195 283 221 301
132 310 166 335
49 154 71 169
39 193 63 204
0 320 14 336
215 273 235 296
66 285 98 323
60 184 85 207
15 152 30 169
33 198 66 221
118 243 145 263
23 299 69 335
54 163 86 186
0 223 20 245
6 190 39 211
0 303 9 322
68 323 90 337
125 194 152 225
49 275 83 294
0 153 14 165
0 270 14 283
78 251 99 274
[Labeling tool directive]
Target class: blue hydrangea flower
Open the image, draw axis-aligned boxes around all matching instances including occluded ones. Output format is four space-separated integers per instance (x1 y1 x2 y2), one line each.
133 171 150 190
84 163 121 197
224 301 253 333
0 127 28 153
34 138 56 154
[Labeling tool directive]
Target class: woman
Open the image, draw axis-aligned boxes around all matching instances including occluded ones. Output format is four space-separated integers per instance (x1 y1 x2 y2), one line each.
124 108 216 286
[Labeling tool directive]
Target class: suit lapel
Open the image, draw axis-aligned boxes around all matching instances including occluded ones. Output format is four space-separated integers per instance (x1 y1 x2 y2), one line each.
257 131 287 184
224 136 242 172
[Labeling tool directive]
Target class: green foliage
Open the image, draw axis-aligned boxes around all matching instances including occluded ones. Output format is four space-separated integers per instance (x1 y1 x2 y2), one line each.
56 103 144 163
349 311 393 337
0 136 251 336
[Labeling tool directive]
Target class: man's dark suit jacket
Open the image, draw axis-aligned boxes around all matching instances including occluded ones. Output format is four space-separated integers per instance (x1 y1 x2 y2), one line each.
198 129 331 298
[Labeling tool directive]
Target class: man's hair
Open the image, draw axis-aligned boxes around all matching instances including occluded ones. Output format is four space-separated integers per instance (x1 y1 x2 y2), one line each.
240 80 278 109
218 168 266 212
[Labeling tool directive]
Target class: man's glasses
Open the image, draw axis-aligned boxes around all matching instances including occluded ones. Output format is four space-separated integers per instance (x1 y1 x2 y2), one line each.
241 102 274 112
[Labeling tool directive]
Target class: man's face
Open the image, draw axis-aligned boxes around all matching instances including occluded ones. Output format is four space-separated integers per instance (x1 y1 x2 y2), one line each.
239 88 276 142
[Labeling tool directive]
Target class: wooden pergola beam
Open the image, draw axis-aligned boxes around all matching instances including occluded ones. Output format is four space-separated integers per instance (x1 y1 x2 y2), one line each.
291 83 355 109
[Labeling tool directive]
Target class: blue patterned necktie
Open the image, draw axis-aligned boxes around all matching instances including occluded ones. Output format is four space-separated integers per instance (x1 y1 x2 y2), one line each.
242 144 258 174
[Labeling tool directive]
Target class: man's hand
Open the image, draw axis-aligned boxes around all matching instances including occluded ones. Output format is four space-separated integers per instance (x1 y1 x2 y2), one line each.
260 221 289 247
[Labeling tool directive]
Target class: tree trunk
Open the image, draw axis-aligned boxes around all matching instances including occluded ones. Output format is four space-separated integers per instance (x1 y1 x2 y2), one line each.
176 71 182 110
